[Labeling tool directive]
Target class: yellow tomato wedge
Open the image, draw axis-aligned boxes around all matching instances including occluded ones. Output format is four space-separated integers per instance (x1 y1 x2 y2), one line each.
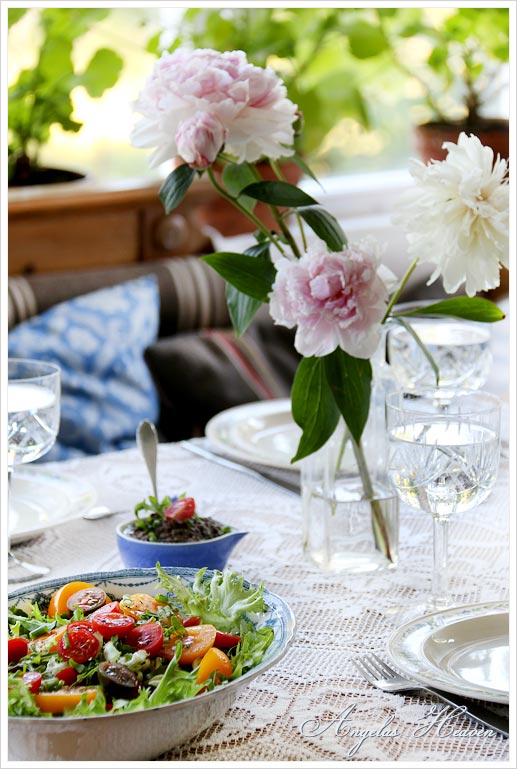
28 624 67 654
47 581 95 617
196 647 233 683
34 687 99 714
119 593 165 620
161 624 217 665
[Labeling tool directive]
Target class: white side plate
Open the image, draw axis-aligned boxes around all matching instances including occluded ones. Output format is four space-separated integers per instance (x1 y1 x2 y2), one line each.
388 602 509 703
9 467 97 544
205 399 301 469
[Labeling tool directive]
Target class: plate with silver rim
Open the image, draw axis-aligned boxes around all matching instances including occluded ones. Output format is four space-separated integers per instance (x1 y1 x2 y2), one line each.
9 467 97 544
388 601 509 704
205 398 301 470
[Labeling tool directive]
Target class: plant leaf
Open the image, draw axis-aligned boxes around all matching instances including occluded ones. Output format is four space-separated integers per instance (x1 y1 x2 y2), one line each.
222 163 257 212
393 297 505 323
324 349 372 444
80 48 124 97
159 165 196 214
291 357 340 463
226 286 263 337
240 181 317 207
202 252 276 301
298 206 348 251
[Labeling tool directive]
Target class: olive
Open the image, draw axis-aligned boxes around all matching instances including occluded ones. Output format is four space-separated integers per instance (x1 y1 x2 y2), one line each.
97 661 140 700
66 587 107 615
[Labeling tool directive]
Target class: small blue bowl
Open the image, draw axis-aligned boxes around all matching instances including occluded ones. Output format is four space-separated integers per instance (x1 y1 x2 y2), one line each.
116 519 247 570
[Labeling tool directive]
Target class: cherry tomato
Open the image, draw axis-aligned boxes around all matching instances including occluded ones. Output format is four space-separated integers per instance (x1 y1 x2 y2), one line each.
196 647 233 683
91 612 135 640
22 671 43 693
161 624 216 665
164 497 196 521
47 581 95 617
34 687 98 714
57 621 101 664
8 637 29 664
125 621 163 656
56 666 78 686
90 600 122 619
66 587 107 615
120 593 163 620
214 630 241 649
182 615 201 627
97 662 140 700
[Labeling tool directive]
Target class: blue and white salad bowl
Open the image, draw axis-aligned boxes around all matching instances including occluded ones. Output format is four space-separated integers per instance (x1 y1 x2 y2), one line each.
8 567 295 762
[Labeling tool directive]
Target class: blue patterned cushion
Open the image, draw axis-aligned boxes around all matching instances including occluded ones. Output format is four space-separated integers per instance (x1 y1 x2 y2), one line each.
8 276 160 460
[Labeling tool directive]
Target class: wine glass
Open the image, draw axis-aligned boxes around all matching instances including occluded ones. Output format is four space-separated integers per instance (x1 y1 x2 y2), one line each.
7 358 61 583
386 388 501 614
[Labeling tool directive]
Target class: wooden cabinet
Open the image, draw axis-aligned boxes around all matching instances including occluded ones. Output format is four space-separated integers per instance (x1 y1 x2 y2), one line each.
8 176 219 275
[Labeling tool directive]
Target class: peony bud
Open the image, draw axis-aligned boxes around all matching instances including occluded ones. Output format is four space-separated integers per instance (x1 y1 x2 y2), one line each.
175 111 227 170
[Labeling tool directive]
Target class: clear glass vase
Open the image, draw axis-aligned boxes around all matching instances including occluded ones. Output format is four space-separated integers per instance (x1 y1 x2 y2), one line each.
301 350 399 573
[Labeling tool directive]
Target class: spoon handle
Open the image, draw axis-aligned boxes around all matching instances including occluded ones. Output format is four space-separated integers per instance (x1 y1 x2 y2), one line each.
137 420 159 499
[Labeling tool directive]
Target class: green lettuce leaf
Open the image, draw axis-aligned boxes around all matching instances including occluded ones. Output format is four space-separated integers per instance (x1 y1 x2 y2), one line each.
7 676 46 717
229 627 274 679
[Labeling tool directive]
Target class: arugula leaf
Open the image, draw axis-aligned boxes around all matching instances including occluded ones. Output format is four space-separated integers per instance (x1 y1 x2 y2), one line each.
156 565 268 633
229 627 274 679
8 607 57 639
149 644 203 706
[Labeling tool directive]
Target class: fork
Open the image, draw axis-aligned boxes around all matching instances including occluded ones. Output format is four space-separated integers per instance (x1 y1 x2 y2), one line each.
353 653 509 738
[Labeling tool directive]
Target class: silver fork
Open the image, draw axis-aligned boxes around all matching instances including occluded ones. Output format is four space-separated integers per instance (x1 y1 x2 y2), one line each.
353 653 509 738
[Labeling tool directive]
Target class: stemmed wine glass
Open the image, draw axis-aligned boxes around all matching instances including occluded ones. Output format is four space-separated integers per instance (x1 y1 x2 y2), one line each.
7 358 61 583
386 388 501 614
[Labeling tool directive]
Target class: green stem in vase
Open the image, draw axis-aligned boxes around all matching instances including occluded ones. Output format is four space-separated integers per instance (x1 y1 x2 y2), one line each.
382 257 419 323
350 437 393 563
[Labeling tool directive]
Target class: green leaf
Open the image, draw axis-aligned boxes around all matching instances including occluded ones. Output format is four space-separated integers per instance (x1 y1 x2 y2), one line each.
38 38 73 81
240 181 317 207
291 357 340 463
80 48 124 97
347 20 388 59
324 349 372 444
202 252 276 301
298 206 348 251
226 242 270 335
393 297 505 323
222 163 257 212
8 9 27 27
290 153 320 186
159 165 196 214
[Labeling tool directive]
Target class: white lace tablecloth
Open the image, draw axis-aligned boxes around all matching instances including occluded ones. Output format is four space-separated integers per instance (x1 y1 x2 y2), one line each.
9 434 510 762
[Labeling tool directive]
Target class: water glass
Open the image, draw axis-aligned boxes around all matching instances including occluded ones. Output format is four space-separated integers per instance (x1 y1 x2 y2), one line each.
386 388 501 611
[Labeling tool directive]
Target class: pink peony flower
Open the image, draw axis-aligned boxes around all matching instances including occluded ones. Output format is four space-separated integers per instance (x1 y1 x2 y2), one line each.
269 244 390 358
131 48 297 167
175 111 227 170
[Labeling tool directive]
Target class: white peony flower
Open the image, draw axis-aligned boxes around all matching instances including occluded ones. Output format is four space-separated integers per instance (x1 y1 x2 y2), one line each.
131 48 298 167
394 133 509 296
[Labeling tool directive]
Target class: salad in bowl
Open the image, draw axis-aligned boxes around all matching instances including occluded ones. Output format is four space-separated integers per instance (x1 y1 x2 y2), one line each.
8 564 295 761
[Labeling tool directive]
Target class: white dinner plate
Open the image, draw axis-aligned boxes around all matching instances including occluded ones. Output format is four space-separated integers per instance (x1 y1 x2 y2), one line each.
9 467 97 544
388 602 509 704
205 399 302 470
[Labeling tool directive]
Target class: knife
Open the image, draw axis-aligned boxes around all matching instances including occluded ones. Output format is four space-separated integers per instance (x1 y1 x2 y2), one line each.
420 688 509 738
180 441 300 496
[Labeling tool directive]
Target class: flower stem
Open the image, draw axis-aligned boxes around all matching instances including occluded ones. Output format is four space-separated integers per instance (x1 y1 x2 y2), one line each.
206 166 286 256
393 316 440 386
382 257 419 323
270 158 307 253
350 437 393 563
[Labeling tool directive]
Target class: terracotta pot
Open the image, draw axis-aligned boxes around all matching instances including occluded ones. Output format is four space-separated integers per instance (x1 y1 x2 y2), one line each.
9 160 85 187
194 160 304 236
414 118 509 164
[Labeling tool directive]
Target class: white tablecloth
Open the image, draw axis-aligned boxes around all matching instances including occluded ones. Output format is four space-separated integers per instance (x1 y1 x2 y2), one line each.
8 433 510 762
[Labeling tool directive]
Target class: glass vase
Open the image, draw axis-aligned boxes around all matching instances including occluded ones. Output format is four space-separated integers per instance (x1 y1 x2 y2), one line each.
301 356 399 574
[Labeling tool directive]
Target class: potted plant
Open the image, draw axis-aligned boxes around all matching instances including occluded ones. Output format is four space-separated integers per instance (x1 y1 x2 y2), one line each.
8 7 124 186
373 6 509 162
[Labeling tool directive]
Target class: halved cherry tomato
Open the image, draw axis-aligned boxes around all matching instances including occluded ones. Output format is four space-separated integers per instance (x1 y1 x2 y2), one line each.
119 593 164 620
57 621 101 663
164 497 196 521
91 611 135 640
66 587 107 615
90 600 121 619
214 630 241 649
161 624 216 665
182 615 201 627
34 687 98 714
22 671 43 693
196 647 233 683
56 666 78 686
47 581 96 617
125 621 163 657
8 637 29 663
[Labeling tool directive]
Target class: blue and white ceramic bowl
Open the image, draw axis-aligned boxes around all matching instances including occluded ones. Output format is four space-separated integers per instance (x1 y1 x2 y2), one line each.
116 519 247 569
8 567 296 762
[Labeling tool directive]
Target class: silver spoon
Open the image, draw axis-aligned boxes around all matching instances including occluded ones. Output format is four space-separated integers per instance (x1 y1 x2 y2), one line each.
137 419 159 499
82 505 126 521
